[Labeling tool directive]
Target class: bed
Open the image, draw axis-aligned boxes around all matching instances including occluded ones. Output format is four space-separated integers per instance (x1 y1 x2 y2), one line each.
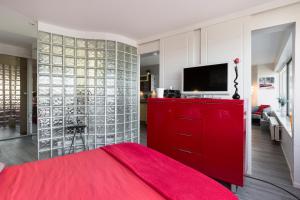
0 143 237 200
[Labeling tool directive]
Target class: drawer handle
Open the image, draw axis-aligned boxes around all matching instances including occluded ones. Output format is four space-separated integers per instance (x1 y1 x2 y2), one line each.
175 148 192 154
177 116 193 121
176 132 192 137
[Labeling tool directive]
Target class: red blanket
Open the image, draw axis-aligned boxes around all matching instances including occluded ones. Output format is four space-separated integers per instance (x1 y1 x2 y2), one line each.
103 143 238 200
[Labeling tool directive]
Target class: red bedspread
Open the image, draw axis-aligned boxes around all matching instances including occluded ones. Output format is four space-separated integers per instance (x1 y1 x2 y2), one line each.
0 143 237 200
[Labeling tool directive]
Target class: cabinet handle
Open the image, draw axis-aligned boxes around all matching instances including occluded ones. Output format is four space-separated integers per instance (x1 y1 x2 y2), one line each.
177 116 193 121
175 148 192 154
176 132 192 137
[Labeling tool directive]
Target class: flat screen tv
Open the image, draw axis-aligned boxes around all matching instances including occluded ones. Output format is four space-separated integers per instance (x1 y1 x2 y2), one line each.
182 63 228 94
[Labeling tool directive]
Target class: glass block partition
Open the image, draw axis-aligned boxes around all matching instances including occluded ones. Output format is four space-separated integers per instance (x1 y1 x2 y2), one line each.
0 64 21 127
37 31 139 159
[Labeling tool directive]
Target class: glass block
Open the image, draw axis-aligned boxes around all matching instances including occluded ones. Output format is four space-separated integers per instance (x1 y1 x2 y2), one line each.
96 69 105 78
39 54 50 64
88 106 95 115
106 125 115 134
39 43 50 53
38 97 50 106
64 77 75 85
76 68 85 77
96 60 105 68
106 115 115 124
96 97 105 105
88 50 96 58
106 106 115 115
64 37 75 47
106 69 115 78
96 106 105 115
117 62 125 71
39 140 51 151
106 88 115 96
96 79 104 87
65 106 75 115
38 86 50 96
65 87 75 95
87 96 95 105
76 49 86 58
65 57 75 66
76 87 85 96
65 47 75 57
52 34 63 45
88 59 95 67
125 114 131 122
39 151 51 160
39 118 50 129
107 41 116 50
96 116 105 124
117 123 124 133
106 50 115 60
125 123 130 131
107 60 115 69
87 88 95 96
53 66 63 75
117 88 124 96
87 68 95 77
39 32 51 43
53 56 63 65
117 115 124 123
76 39 86 48
125 45 131 53
53 138 63 148
125 62 131 71
132 121 138 129
117 51 124 61
53 118 63 127
132 55 137 64
125 53 131 63
52 76 63 85
53 45 63 55
87 78 95 86
39 76 50 85
53 107 63 117
65 67 75 76
53 87 63 96
132 63 137 72
117 42 125 51
65 97 75 105
38 107 51 118
77 78 85 86
106 97 115 105
97 40 106 49
76 106 85 115
97 136 105 144
106 79 115 87
88 40 97 49
117 96 124 105
52 128 63 138
117 106 124 114
40 129 51 139
53 97 63 106
77 97 85 105
96 87 105 96
96 50 105 59
65 116 76 126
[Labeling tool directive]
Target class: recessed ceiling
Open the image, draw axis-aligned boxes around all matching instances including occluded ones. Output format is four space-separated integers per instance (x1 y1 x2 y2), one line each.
141 52 159 67
0 0 281 40
252 24 292 66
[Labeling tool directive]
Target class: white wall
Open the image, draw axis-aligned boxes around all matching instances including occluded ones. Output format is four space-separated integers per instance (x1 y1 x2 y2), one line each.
256 64 279 110
138 2 300 187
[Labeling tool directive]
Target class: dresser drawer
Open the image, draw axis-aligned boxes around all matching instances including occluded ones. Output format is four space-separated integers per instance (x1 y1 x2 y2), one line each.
169 147 203 171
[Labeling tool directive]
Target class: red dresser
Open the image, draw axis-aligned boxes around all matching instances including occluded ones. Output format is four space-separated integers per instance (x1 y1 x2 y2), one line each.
147 98 245 186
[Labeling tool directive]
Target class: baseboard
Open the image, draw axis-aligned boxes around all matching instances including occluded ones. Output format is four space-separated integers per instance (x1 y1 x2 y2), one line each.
293 181 300 189
281 143 294 185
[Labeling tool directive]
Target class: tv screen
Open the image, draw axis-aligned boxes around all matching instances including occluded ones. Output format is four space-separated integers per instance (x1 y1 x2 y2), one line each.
183 63 228 92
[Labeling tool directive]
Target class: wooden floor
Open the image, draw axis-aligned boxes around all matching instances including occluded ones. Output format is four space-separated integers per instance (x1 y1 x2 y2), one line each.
1 123 300 199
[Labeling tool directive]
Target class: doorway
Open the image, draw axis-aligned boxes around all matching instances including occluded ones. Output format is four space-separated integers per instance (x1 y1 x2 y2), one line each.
250 22 298 194
139 51 159 145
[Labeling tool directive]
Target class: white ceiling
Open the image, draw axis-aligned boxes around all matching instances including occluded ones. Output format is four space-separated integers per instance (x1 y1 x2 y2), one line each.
0 0 280 40
252 24 292 66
